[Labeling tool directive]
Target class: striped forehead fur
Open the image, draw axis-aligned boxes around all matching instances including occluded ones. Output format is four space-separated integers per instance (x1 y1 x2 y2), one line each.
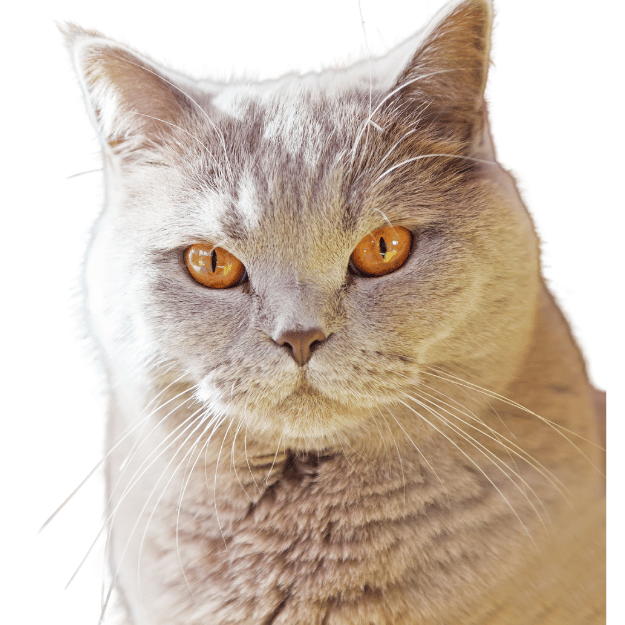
151 83 484 256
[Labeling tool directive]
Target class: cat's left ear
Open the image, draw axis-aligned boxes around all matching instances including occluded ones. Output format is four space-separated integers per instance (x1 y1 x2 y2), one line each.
390 0 494 158
61 23 197 157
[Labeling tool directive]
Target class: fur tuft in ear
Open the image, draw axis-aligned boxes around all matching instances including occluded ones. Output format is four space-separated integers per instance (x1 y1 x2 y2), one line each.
60 23 194 156
390 0 493 153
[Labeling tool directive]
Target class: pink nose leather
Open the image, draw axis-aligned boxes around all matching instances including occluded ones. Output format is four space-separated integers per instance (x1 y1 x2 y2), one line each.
275 329 327 366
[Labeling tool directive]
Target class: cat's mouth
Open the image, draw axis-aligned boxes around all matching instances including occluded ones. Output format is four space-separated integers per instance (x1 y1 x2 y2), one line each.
256 375 374 443
198 362 375 443
230 377 354 442
275 377 335 411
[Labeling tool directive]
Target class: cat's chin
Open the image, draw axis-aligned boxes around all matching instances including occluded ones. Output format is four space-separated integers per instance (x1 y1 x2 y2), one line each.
200 380 368 448
270 387 359 439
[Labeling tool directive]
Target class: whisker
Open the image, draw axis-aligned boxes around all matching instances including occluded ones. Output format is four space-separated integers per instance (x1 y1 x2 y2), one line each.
40 379 194 533
95 403 208 625
386 410 450 507
66 168 102 179
424 367 605 472
132 112 219 167
415 375 524 470
230 417 254 501
396 396 539 550
170 432 209 601
264 433 284 484
40 459 105 533
372 206 394 229
352 0 375 176
116 55 232 180
243 421 261 494
414 383 569 501
170 413 232 599
107 392 199 510
403 391 552 533
338 438 355 471
66 404 205 591
118 383 196 472
97 579 115 625
349 68 471 171
374 153 496 185
213 417 236 550
357 0 372 120
341 438 380 468
375 128 416 169
118 411 225 614
375 408 407 508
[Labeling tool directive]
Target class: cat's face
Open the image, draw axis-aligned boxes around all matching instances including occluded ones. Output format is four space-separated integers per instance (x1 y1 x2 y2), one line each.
72 0 539 447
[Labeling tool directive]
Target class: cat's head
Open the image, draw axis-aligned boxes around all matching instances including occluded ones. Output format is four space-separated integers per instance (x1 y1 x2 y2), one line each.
65 0 539 448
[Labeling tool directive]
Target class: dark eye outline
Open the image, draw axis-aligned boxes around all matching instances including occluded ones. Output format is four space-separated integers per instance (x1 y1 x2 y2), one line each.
348 226 415 278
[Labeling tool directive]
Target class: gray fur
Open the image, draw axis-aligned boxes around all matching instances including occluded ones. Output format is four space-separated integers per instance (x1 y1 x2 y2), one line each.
62 1 604 623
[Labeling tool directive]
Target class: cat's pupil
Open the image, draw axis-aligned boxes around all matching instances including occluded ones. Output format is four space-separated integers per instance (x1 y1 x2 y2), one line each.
379 237 387 258
211 250 217 273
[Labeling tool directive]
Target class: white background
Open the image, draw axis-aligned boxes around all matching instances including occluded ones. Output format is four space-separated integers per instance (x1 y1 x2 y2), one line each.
1 1 620 623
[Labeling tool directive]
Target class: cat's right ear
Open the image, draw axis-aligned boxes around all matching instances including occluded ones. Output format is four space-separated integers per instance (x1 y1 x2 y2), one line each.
60 23 195 156
384 0 494 158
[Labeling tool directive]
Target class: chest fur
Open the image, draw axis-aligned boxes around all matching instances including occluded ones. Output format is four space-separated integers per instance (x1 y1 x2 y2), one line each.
114 440 562 625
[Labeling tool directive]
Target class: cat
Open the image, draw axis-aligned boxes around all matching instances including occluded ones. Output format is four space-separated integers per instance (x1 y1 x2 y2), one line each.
62 0 605 623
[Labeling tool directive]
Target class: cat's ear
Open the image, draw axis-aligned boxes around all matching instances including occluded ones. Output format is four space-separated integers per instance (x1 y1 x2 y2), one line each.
390 0 493 157
60 24 195 155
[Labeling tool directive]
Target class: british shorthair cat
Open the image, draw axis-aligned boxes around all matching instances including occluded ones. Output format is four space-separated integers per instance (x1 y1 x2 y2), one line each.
62 0 605 623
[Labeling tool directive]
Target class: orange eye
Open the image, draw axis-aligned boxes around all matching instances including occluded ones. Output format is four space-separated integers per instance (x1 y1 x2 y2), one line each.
185 244 246 289
350 226 412 277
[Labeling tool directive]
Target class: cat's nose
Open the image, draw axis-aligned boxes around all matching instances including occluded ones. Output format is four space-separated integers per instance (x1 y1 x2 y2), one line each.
275 328 328 366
